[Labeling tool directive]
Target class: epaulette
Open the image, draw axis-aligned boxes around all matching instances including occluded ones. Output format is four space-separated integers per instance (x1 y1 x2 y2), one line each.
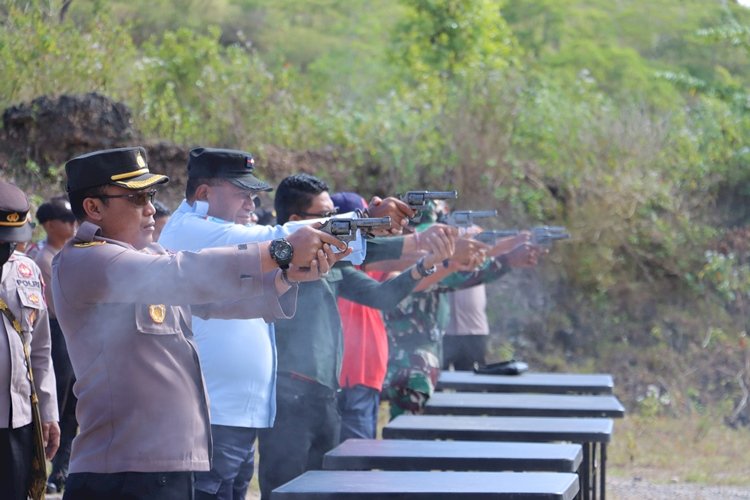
73 241 107 248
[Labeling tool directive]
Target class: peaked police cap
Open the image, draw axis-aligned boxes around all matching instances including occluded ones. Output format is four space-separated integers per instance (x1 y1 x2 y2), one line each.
188 147 272 192
65 147 169 192
0 181 33 242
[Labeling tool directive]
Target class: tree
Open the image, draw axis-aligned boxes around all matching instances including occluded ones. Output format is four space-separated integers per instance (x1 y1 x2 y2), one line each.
390 0 518 83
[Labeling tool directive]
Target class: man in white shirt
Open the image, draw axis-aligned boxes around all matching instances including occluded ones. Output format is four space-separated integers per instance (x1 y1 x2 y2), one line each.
159 147 290 500
159 147 415 500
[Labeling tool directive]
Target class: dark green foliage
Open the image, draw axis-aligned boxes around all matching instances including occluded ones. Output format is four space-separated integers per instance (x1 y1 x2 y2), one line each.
3 0 750 422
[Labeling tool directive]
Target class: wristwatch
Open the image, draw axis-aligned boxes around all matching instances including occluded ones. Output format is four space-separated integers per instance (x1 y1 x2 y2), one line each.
415 256 437 277
269 238 294 270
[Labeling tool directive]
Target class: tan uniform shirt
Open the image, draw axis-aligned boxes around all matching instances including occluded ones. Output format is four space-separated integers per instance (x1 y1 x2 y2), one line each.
0 251 58 428
52 222 297 474
33 242 59 318
445 284 490 336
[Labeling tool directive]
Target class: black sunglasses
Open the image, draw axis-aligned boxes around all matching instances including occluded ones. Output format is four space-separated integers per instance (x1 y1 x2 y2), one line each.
297 208 338 219
95 189 157 207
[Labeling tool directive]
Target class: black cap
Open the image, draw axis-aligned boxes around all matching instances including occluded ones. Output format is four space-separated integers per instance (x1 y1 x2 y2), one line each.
188 147 272 192
0 181 33 242
36 198 76 224
65 147 169 193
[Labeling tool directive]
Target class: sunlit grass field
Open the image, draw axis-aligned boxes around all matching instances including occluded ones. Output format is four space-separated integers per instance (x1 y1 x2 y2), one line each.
609 414 750 486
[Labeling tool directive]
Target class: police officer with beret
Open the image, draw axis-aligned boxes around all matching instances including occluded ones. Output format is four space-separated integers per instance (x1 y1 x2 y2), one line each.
52 146 349 500
0 181 60 500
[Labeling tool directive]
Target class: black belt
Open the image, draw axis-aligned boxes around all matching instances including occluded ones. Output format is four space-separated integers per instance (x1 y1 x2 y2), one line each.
277 372 340 400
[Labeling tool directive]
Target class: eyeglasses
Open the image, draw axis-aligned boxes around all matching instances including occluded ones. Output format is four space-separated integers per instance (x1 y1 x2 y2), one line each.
297 208 338 219
95 190 157 207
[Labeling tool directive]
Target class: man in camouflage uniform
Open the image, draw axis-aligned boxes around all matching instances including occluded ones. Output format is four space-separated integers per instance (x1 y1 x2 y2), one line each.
383 213 541 418
382 269 482 419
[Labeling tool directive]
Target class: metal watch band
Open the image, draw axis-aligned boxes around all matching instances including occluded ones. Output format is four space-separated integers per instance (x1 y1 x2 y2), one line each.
416 256 437 277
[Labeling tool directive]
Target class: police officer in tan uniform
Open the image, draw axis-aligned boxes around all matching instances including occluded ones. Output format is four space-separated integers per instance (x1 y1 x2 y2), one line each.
0 181 60 500
32 197 78 493
52 147 349 500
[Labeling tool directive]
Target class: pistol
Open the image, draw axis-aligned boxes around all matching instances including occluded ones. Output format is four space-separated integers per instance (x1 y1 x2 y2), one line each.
475 229 520 245
442 209 497 228
530 226 570 246
401 190 458 210
475 226 571 246
318 216 392 243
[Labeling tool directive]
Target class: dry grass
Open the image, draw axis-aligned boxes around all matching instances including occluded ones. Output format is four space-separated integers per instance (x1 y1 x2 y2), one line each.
608 414 750 486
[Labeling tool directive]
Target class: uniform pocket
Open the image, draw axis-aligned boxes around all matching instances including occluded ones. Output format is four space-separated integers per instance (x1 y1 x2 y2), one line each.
134 304 180 335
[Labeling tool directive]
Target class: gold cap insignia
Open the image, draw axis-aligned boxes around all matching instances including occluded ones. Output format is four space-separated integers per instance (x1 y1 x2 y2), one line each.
136 152 147 168
6 213 19 222
149 304 166 324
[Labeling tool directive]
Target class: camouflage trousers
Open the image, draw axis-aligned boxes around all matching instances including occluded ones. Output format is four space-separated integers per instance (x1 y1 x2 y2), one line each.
381 336 441 420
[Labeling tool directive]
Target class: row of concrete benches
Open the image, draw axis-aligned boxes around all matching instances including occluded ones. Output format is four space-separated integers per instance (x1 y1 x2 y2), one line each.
272 370 624 499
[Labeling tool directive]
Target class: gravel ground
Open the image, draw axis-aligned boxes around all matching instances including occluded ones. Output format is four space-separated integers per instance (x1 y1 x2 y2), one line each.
608 476 750 499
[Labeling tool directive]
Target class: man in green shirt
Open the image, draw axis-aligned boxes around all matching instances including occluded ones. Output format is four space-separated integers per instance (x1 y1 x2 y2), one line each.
258 174 456 499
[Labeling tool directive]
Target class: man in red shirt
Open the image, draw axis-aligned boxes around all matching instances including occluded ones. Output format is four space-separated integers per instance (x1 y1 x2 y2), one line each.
332 192 390 440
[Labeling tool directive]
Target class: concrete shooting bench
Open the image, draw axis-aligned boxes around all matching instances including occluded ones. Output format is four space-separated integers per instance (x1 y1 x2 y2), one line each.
270 470 580 499
437 370 614 395
424 392 625 419
323 438 583 473
383 414 613 500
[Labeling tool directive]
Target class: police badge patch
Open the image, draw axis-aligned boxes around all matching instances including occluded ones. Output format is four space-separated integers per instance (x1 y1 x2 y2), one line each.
148 304 166 324
17 263 32 278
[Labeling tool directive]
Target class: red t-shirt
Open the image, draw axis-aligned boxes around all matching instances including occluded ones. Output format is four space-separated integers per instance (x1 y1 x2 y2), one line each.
337 270 389 390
